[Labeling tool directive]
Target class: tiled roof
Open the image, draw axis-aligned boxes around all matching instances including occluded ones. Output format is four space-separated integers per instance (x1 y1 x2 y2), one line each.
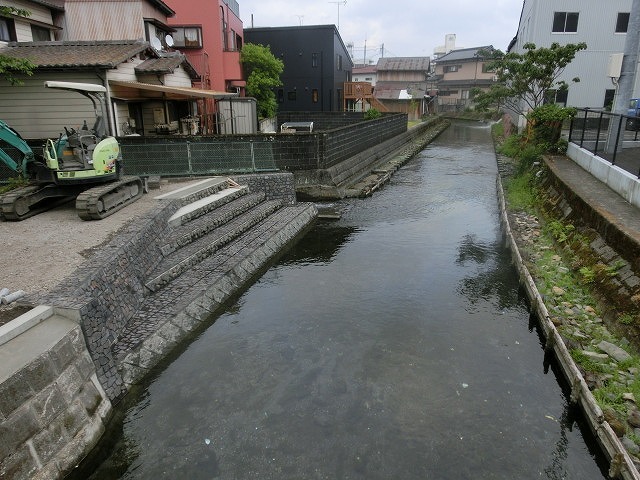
436 46 494 63
376 57 430 72
136 54 199 79
30 0 65 11
0 41 149 69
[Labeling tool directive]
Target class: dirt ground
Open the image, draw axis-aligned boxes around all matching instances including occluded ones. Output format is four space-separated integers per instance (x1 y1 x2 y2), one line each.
0 179 199 324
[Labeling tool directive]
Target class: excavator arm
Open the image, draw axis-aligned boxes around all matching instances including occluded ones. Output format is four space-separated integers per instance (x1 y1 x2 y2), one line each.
0 119 34 177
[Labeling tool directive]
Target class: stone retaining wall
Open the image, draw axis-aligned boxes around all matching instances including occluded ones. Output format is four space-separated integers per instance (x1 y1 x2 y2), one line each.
28 173 301 403
0 311 112 480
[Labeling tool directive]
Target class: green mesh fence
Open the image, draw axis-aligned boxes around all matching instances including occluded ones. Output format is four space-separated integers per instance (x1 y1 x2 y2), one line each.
1 139 278 184
120 140 278 177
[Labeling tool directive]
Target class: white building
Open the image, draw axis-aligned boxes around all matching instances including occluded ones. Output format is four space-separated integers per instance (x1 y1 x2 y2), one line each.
510 0 640 109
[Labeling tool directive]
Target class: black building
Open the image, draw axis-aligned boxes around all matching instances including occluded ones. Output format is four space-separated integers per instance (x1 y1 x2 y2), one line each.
244 25 353 112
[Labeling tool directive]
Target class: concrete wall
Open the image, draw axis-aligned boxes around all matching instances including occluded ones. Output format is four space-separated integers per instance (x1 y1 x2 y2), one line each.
0 307 112 480
567 143 640 207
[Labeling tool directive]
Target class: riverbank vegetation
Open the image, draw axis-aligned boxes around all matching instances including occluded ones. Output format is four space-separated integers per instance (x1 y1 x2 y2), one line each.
494 117 640 460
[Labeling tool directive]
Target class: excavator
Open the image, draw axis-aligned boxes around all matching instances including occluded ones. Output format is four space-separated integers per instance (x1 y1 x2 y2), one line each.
0 81 143 221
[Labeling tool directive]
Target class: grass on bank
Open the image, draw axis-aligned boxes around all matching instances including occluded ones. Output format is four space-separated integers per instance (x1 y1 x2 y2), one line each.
494 119 640 445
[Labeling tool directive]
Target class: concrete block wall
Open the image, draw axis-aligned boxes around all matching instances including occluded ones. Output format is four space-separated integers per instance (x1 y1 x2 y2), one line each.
0 313 112 480
232 173 297 205
567 143 640 208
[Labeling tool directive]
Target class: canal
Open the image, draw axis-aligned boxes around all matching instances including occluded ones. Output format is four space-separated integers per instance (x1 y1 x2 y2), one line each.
88 122 608 479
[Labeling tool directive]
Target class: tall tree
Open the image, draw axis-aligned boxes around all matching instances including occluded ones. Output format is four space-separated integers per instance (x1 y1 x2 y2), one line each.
0 6 35 85
240 43 284 119
473 42 587 116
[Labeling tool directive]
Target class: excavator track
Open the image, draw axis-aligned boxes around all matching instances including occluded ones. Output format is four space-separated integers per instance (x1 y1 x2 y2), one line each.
0 185 75 221
75 176 144 220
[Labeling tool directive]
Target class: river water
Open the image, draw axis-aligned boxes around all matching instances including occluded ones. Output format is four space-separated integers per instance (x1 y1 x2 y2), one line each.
89 122 607 479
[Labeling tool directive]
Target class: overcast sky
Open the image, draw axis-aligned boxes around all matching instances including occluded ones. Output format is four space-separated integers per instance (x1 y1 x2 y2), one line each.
239 0 524 63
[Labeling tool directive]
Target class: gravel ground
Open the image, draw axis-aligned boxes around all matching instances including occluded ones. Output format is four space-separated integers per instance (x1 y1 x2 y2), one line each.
0 179 199 324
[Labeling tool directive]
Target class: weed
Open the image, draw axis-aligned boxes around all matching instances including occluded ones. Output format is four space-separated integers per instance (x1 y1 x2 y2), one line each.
579 266 596 284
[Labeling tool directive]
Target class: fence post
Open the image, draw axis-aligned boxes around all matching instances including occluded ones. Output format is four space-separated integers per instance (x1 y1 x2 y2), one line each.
612 115 624 166
187 141 193 174
579 109 588 147
594 111 603 154
250 141 256 172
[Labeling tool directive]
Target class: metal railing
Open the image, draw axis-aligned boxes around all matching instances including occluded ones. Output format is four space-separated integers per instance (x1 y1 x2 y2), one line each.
569 108 640 177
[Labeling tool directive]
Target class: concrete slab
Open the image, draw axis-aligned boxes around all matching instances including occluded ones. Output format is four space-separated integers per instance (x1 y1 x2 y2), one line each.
154 177 228 200
0 313 76 382
168 186 248 227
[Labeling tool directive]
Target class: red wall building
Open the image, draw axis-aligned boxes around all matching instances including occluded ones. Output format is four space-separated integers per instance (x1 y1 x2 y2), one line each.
165 0 245 94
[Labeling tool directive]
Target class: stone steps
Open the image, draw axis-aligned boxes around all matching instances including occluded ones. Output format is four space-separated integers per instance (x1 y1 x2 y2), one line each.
145 198 283 292
112 204 316 363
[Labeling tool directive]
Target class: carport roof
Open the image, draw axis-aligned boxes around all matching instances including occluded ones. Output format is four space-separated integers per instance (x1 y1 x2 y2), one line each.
109 80 238 100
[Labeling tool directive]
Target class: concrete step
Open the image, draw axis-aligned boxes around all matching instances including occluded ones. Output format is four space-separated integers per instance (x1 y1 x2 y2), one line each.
145 199 283 292
167 185 249 227
160 192 266 256
112 203 317 362
154 177 230 205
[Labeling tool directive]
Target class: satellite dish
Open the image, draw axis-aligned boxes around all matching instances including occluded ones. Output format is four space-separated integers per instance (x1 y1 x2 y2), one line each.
151 37 162 50
165 35 174 47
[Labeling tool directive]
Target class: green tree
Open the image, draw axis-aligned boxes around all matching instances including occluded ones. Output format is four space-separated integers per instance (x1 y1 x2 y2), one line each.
473 42 587 116
240 43 284 119
0 6 35 85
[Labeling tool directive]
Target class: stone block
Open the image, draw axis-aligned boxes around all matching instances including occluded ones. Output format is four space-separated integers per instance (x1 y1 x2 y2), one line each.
0 405 40 460
0 444 38 480
77 380 103 416
75 352 97 382
55 365 83 404
31 383 66 427
31 461 60 480
49 333 77 374
61 400 89 439
0 371 34 418
25 353 58 392
32 416 69 465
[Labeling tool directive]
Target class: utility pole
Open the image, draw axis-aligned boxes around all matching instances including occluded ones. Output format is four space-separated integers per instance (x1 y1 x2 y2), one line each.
328 1 346 31
606 0 640 153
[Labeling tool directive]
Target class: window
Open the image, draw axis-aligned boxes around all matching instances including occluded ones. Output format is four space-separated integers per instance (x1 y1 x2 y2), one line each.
312 53 319 68
173 27 203 48
604 89 615 109
220 6 228 50
0 17 16 42
287 91 297 101
312 89 318 103
277 89 284 103
545 89 568 106
443 65 459 73
552 12 579 33
31 25 51 41
616 12 630 33
336 54 342 71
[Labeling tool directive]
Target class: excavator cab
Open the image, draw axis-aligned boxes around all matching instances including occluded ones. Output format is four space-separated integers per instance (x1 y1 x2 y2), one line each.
0 81 142 221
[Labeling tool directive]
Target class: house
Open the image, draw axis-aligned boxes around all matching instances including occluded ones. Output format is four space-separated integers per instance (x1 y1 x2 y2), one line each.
244 24 353 112
509 0 639 110
372 57 431 120
352 64 378 86
0 0 238 138
165 0 244 94
433 46 496 112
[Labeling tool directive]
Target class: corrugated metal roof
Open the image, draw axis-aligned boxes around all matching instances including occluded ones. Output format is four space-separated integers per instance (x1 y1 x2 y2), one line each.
376 57 430 72
374 80 428 100
436 46 494 63
0 41 149 69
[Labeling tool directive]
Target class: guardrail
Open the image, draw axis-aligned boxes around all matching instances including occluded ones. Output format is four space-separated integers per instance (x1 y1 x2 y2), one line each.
569 108 640 178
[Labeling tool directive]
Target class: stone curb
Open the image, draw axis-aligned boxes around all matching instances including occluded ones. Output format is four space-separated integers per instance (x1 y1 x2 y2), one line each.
495 167 640 480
